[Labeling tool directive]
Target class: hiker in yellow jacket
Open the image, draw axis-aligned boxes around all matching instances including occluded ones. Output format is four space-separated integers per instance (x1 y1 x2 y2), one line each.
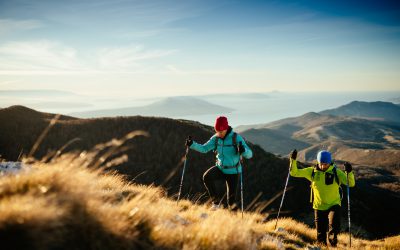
289 149 355 247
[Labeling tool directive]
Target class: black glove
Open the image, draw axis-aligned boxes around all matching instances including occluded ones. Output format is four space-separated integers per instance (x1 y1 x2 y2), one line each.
344 162 352 173
185 136 193 147
238 142 245 154
290 149 297 160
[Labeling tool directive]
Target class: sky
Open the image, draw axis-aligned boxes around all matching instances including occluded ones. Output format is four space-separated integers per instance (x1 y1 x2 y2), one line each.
0 0 400 98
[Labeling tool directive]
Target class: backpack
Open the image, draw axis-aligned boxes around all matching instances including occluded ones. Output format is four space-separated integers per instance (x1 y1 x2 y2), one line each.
310 165 342 203
310 165 339 185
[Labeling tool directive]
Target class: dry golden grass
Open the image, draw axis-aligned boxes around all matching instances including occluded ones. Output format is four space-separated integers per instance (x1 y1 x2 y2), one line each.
0 134 398 249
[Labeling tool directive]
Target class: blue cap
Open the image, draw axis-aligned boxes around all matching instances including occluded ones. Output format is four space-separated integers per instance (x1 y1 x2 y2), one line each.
317 150 332 164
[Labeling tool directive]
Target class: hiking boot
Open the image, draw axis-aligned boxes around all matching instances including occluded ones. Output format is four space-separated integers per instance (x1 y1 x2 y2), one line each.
229 205 239 212
328 237 338 247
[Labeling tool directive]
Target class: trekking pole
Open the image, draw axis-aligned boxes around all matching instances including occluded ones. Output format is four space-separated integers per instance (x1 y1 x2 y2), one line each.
177 138 190 204
274 161 291 230
240 155 244 219
236 142 244 219
347 171 352 247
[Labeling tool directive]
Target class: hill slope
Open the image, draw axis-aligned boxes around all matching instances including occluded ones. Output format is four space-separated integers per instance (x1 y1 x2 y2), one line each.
1 154 399 249
0 105 288 216
1 106 399 238
237 128 311 156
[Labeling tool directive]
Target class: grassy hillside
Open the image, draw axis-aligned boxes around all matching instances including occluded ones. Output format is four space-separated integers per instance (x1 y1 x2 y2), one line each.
0 105 292 216
1 105 400 239
0 105 286 207
1 150 399 250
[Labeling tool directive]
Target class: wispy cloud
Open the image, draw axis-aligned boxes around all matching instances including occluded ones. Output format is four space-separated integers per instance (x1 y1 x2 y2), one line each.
119 28 187 38
0 40 83 73
23 0 211 34
0 41 177 75
0 19 43 34
164 64 185 74
0 80 21 87
97 45 177 70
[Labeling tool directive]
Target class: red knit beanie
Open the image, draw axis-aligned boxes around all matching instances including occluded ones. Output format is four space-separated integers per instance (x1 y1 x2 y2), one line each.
214 116 229 131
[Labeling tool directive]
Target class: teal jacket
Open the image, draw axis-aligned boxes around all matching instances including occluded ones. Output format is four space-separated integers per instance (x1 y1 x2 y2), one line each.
190 127 253 174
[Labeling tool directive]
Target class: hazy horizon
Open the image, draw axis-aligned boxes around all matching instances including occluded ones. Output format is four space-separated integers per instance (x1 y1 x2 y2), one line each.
2 89 399 126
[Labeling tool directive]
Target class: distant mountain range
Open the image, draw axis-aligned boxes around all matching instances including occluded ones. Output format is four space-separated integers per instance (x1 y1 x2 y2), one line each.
238 101 400 167
320 101 400 123
70 96 234 118
388 97 400 104
199 92 271 99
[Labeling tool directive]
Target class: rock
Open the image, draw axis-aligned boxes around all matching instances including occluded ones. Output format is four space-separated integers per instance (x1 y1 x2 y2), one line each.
174 215 190 225
0 162 29 175
275 227 288 234
259 234 284 250
199 213 208 219
305 246 321 250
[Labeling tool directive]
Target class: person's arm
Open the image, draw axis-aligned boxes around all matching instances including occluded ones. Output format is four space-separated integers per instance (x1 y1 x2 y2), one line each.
289 159 313 181
337 162 355 187
190 136 217 153
237 135 253 159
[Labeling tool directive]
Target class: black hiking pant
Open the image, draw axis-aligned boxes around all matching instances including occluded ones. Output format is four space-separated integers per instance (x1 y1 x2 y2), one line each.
314 205 341 246
203 166 239 209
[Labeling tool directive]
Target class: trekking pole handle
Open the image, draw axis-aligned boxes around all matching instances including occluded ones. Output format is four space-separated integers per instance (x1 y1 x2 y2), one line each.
184 136 190 161
185 136 192 154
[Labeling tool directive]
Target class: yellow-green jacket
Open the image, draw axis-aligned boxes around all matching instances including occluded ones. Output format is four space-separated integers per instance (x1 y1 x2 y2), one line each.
290 159 355 211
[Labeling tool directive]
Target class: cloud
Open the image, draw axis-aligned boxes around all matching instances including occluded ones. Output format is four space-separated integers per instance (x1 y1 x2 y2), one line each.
0 41 177 75
0 40 84 74
162 65 261 75
0 19 43 34
0 80 21 87
97 45 177 70
165 64 185 74
119 28 187 38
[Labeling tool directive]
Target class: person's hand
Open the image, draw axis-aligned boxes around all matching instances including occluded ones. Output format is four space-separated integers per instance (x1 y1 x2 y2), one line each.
290 149 297 160
238 142 245 154
344 162 352 173
185 136 193 147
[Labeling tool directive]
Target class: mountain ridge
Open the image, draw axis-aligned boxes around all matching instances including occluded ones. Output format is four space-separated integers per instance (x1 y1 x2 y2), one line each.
238 102 400 166
320 101 400 123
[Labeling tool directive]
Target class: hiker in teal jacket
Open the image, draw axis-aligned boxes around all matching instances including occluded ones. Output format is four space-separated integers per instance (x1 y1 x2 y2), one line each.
186 116 253 210
289 149 355 247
